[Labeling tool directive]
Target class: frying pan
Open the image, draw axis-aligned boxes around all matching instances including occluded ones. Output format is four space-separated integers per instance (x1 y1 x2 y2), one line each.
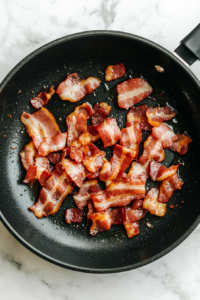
1 25 200 274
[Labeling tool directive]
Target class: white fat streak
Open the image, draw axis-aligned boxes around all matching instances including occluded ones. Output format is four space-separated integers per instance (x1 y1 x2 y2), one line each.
61 82 83 101
118 82 152 101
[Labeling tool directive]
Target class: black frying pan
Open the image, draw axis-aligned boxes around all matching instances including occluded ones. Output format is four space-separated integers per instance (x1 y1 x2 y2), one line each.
1 25 200 274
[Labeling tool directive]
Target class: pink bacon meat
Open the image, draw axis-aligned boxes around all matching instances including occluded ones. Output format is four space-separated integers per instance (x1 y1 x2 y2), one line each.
47 153 61 164
151 123 178 148
56 73 100 102
158 173 184 203
95 118 121 148
105 63 126 81
65 208 83 224
23 166 52 187
170 134 192 155
117 78 153 109
61 158 86 188
143 188 167 217
19 141 37 171
126 104 152 131
30 87 55 109
66 112 87 147
120 123 142 157
146 106 177 127
38 132 67 156
150 160 179 181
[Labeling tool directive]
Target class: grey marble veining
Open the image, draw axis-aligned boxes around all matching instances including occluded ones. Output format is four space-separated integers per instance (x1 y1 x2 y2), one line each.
1 0 200 299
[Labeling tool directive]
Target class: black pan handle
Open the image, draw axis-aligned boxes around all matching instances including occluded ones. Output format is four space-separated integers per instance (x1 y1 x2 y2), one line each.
174 24 200 66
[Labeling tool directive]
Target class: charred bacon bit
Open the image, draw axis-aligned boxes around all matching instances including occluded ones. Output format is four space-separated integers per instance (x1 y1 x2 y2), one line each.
19 141 37 171
88 125 100 143
120 124 142 157
150 160 179 181
83 151 106 173
30 162 72 218
146 106 177 127
151 123 178 148
69 146 85 163
124 222 139 238
65 208 83 224
143 188 166 216
105 63 126 81
95 118 121 148
38 132 67 156
30 87 55 109
47 153 61 164
73 179 101 209
56 73 100 102
73 102 93 119
92 102 112 125
158 173 184 203
126 104 152 131
21 107 60 148
170 134 192 155
89 212 112 236
66 112 87 147
61 158 86 187
117 78 153 109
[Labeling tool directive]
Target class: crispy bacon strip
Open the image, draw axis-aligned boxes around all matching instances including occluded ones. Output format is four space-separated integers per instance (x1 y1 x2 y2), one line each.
150 160 179 181
88 125 100 143
73 102 93 119
120 124 142 157
151 123 178 148
21 107 60 148
30 87 55 109
170 134 192 155
19 141 37 171
56 73 100 102
92 178 146 211
66 112 87 147
29 162 72 218
23 166 52 187
117 78 153 109
65 208 83 224
38 133 67 156
83 151 106 173
126 104 152 131
105 63 126 81
73 179 101 209
95 118 121 148
143 188 166 217
47 153 61 164
61 158 86 187
158 173 184 203
146 106 177 127
92 102 112 125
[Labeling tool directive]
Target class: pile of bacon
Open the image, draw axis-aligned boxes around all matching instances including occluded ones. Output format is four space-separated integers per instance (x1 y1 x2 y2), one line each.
19 63 192 239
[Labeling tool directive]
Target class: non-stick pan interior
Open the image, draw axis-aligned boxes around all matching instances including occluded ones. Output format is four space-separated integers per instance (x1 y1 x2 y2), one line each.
1 32 200 273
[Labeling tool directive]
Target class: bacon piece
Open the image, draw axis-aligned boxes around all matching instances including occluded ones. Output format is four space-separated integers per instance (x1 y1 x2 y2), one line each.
105 63 126 81
56 73 100 102
86 170 100 179
87 200 96 222
92 102 112 125
61 158 86 187
89 212 112 236
73 102 93 119
158 173 184 203
37 132 67 156
69 146 85 163
124 222 139 238
143 188 166 217
131 199 143 209
83 151 106 173
66 112 87 147
170 134 192 155
150 160 179 181
117 78 153 109
23 166 37 185
95 118 121 148
30 162 72 218
92 178 146 211
120 124 142 157
88 125 100 142
151 123 178 148
126 104 152 131
65 208 83 224
146 106 177 127
35 156 53 172
47 153 61 164
30 87 55 109
127 162 148 182
21 107 60 148
73 179 101 209
19 141 37 171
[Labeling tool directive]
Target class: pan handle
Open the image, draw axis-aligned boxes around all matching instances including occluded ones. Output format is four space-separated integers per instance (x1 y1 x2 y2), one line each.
174 24 200 66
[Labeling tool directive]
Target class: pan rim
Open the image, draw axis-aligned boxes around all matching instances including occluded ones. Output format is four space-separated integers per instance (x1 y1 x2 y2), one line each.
0 30 200 274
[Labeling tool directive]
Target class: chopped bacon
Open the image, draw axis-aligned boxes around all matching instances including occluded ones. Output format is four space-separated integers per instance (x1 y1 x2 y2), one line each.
92 102 112 125
95 118 121 148
124 222 139 238
120 124 142 157
23 166 52 187
30 87 55 109
150 160 179 181
170 134 192 155
83 151 106 173
47 153 61 164
66 112 87 147
61 158 86 187
88 125 100 142
158 173 184 203
92 178 146 211
151 123 178 148
37 132 67 156
73 102 93 119
23 165 37 185
19 141 37 171
117 78 153 109
85 142 100 157
146 106 177 127
127 162 148 182
69 146 85 163
65 208 83 224
105 63 126 81
131 199 143 209
56 73 100 102
90 212 112 236
35 156 53 172
73 179 101 209
126 104 152 131
86 170 100 180
143 188 166 216
21 107 60 148
87 200 96 222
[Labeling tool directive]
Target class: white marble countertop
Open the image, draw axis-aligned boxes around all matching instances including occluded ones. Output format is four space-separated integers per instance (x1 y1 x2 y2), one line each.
1 0 200 299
